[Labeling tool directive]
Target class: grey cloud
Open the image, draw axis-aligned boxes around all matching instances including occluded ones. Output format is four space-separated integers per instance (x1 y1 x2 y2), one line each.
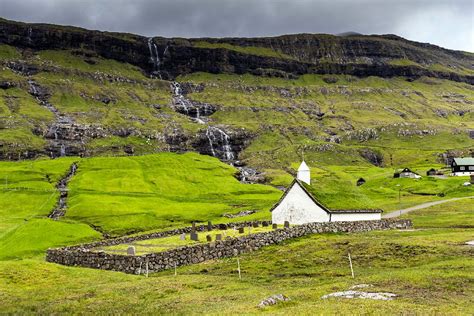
0 0 472 51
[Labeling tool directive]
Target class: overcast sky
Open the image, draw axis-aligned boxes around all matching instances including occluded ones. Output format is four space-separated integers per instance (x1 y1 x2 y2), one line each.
1 0 473 52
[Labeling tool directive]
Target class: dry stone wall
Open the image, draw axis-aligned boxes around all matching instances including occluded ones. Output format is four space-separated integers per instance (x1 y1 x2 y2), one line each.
46 219 412 274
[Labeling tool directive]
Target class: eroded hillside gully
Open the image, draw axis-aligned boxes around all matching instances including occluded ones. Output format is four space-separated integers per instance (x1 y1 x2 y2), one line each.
48 162 78 220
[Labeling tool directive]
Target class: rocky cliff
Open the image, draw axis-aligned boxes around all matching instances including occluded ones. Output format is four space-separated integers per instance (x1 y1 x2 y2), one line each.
0 18 473 173
1 18 473 83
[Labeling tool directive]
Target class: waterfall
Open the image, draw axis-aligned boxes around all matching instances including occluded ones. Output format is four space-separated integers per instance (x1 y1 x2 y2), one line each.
206 126 235 161
28 80 38 96
60 144 66 157
27 27 33 44
172 82 191 115
147 38 160 69
205 127 216 157
147 37 162 78
153 42 160 67
170 82 236 161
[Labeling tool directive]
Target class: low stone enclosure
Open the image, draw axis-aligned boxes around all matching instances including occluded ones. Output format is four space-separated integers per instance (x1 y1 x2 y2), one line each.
46 219 412 275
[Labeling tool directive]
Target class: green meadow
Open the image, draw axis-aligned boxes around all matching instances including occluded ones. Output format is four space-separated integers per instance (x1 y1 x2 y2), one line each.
0 152 472 261
0 153 281 260
0 177 472 314
0 41 473 314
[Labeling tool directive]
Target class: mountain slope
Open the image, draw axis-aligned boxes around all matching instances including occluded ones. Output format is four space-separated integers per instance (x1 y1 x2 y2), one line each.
0 18 473 183
1 18 473 82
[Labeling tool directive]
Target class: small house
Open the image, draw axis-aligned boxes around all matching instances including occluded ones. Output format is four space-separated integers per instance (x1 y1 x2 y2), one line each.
394 168 421 179
356 178 366 186
426 168 437 176
270 161 382 225
451 158 474 176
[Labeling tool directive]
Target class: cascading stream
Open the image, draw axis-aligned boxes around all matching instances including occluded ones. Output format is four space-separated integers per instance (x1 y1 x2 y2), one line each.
205 126 235 161
147 38 168 79
171 81 236 161
27 79 72 157
48 162 78 220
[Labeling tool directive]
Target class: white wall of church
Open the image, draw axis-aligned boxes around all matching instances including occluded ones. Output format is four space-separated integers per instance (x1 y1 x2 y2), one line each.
330 212 381 222
271 183 330 224
453 171 474 176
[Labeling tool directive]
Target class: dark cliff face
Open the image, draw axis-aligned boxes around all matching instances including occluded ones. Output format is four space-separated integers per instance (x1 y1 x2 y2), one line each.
0 18 473 84
199 33 471 66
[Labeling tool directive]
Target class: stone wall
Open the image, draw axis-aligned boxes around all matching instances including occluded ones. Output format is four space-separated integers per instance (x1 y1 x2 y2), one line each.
46 219 412 274
58 221 269 250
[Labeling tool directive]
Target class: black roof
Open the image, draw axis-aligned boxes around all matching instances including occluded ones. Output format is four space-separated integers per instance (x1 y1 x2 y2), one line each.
269 179 331 213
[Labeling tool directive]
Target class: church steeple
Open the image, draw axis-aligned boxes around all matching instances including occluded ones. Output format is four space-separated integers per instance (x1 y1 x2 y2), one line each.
297 161 311 185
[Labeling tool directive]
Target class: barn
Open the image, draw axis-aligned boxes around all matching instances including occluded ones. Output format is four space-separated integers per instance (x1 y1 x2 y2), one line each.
451 157 474 176
270 161 382 225
394 168 421 179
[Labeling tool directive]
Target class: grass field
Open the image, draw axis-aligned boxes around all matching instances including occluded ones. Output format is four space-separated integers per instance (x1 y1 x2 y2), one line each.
1 152 472 259
0 153 281 259
0 196 472 314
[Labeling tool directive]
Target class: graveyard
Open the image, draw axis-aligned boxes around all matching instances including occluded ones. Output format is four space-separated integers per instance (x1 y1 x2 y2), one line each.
93 223 275 256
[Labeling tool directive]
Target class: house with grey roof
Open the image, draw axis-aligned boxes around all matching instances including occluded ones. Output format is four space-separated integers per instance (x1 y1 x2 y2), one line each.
451 157 474 176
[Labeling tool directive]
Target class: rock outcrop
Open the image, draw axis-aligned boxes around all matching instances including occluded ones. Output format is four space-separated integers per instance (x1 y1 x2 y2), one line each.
0 18 472 84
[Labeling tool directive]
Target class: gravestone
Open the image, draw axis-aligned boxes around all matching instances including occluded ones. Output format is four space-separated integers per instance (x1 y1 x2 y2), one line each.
284 221 290 228
190 232 199 241
262 221 269 227
219 223 228 230
206 235 212 242
207 221 212 231
272 223 278 229
253 222 259 228
192 222 196 231
127 246 136 256
238 227 245 234
215 234 222 241
180 233 186 240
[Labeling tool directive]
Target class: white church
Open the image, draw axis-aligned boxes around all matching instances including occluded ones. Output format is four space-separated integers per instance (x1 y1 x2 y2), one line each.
270 161 382 224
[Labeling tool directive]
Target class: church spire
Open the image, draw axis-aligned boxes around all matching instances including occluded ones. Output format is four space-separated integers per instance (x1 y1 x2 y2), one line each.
297 161 311 185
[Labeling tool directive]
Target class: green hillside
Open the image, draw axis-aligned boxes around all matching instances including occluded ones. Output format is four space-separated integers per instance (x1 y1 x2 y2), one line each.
1 45 472 171
0 153 281 259
1 193 472 314
0 19 473 314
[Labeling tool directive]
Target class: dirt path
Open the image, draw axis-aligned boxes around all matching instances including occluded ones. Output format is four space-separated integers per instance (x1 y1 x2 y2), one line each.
383 196 474 218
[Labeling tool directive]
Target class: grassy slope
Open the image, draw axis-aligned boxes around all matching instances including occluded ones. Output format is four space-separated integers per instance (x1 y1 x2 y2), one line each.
0 198 472 314
0 157 100 260
67 152 280 235
0 153 280 259
193 41 295 59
